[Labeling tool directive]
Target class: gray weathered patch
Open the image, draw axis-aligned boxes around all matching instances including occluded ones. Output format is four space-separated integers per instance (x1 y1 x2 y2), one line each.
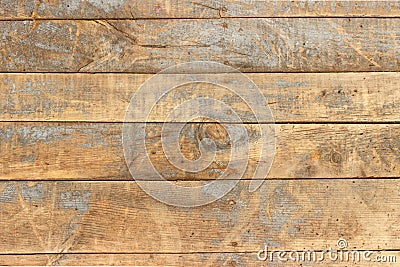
0 126 15 144
20 154 35 163
20 183 44 202
259 183 302 234
16 125 74 145
0 184 17 203
315 85 353 110
87 0 126 13
59 190 91 214
264 80 308 89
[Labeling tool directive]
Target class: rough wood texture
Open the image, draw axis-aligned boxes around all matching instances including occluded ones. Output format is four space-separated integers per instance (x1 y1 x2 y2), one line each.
1 0 400 19
1 72 400 122
2 1 400 265
0 0 219 20
0 180 398 255
1 18 399 73
1 252 399 266
0 123 398 180
222 0 400 18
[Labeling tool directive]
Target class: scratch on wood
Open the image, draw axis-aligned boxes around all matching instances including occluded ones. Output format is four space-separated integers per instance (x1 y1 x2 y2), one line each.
27 0 41 35
327 18 382 68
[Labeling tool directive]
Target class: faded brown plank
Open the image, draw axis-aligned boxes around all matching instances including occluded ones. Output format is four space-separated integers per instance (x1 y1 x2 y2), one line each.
2 1 400 19
1 18 399 72
0 180 398 254
0 251 399 266
1 72 400 122
0 123 399 180
222 0 400 18
0 0 219 20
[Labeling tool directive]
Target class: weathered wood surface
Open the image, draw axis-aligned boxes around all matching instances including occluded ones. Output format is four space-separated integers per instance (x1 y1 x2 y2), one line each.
1 1 399 265
1 0 400 19
222 0 400 18
0 180 398 255
1 72 400 122
0 123 398 180
0 0 217 19
1 18 399 72
1 252 399 266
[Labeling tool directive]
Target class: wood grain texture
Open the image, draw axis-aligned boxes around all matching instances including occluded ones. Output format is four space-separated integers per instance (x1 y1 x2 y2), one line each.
0 252 399 266
0 123 399 180
0 180 398 255
1 1 399 264
222 0 400 18
1 18 399 73
1 72 400 122
1 0 400 19
0 0 219 20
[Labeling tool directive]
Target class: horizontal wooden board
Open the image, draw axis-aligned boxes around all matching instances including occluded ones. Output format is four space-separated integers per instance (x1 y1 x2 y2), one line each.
0 180 398 254
1 1 400 19
0 0 217 20
1 251 399 266
0 123 399 180
223 0 400 18
1 72 400 122
1 18 399 72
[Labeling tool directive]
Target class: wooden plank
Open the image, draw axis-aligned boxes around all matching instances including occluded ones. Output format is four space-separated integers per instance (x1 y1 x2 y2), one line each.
1 72 400 122
0 180 398 254
1 18 399 73
0 251 399 266
1 1 400 19
222 0 400 18
0 123 399 180
0 0 219 20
